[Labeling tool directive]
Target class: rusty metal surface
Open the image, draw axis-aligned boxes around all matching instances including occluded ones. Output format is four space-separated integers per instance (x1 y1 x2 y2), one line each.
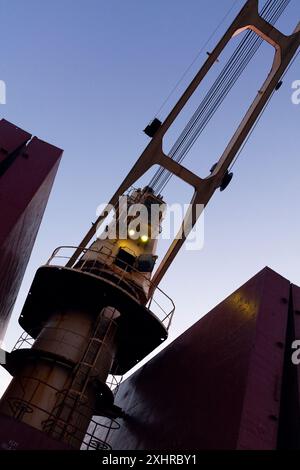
0 123 63 341
106 267 290 450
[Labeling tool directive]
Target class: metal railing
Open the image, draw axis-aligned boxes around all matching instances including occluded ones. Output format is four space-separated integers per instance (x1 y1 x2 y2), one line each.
46 245 175 330
106 374 123 396
13 331 34 351
6 375 120 451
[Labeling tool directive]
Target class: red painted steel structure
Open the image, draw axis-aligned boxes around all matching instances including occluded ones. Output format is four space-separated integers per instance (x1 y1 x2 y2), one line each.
0 119 63 342
277 283 300 449
0 414 71 450
103 267 300 450
1 266 300 449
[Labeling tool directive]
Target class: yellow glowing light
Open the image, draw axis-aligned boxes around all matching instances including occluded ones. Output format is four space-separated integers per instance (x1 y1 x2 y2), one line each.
128 229 136 238
140 235 149 243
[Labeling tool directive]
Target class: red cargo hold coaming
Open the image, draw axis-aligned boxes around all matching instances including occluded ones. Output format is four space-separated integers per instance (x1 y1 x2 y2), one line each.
0 119 63 341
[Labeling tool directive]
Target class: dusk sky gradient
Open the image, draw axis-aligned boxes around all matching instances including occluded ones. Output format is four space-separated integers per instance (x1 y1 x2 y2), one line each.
0 0 299 394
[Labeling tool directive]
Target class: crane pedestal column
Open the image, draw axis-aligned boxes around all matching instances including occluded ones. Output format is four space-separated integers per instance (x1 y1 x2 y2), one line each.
0 264 168 449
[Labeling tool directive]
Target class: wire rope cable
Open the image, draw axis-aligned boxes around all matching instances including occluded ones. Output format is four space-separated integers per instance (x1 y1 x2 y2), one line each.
147 0 292 194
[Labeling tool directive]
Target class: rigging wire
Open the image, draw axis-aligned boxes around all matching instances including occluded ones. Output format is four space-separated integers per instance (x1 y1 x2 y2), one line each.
157 3 288 192
282 49 300 79
148 0 292 194
154 0 242 119
151 0 289 193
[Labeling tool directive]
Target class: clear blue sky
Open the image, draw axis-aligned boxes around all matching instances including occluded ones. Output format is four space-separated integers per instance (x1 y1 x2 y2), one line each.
0 0 299 394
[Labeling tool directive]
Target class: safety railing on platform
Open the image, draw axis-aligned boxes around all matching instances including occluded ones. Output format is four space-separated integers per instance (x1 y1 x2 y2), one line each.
13 331 34 351
46 245 175 330
6 375 120 451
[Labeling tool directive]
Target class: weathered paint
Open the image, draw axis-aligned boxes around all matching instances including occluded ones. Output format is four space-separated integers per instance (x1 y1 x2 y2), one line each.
106 267 290 450
0 120 63 341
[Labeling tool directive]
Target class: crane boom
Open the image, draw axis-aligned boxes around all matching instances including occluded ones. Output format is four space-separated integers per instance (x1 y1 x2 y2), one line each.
1 0 300 452
66 0 300 294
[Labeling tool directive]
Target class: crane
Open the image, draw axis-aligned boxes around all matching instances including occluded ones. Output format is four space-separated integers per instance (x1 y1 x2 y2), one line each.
66 0 300 291
0 0 299 451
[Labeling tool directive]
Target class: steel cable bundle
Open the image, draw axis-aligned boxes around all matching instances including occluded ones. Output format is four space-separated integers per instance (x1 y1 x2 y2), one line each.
148 0 291 194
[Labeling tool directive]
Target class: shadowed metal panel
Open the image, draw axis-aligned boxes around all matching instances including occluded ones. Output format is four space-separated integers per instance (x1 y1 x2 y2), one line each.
237 269 289 449
292 284 300 422
0 125 63 341
106 267 290 450
0 413 71 450
278 284 300 449
0 119 31 166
